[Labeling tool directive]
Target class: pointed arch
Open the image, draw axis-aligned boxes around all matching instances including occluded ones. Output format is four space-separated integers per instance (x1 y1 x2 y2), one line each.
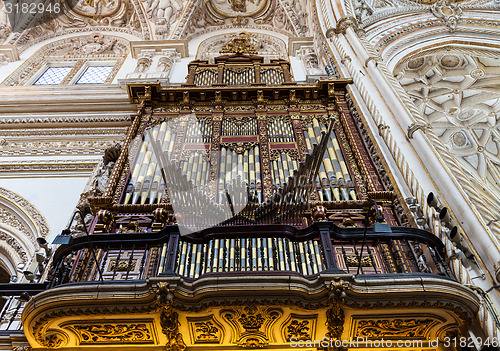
0 187 49 275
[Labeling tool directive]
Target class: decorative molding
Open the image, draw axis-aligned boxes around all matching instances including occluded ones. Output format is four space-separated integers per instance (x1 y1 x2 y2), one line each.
396 52 500 209
0 231 29 264
220 306 283 348
0 159 98 177
0 140 120 156
0 45 19 64
354 318 440 339
221 141 257 154
431 0 463 31
67 322 155 344
407 122 431 139
130 40 189 59
0 186 49 239
0 115 131 126
325 278 348 340
326 17 359 37
2 33 129 86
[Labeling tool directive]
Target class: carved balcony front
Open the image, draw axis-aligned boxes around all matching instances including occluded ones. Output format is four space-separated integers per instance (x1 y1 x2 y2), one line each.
20 223 481 350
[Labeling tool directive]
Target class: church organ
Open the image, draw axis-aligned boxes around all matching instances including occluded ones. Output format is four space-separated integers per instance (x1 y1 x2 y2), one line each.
110 53 391 234
17 50 478 351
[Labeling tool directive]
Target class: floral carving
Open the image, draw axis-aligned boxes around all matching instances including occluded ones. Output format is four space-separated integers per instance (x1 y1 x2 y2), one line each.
239 308 265 332
221 306 283 348
194 322 219 342
68 323 154 344
355 319 438 339
285 320 311 341
221 141 257 154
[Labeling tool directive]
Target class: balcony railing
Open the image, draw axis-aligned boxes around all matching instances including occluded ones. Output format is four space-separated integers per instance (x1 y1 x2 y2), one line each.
47 223 452 287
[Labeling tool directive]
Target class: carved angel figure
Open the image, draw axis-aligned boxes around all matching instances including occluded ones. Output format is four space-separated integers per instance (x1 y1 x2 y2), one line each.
0 1 11 41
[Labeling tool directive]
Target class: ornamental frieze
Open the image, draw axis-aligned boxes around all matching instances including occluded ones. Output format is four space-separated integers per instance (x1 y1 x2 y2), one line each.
66 322 155 344
353 317 441 339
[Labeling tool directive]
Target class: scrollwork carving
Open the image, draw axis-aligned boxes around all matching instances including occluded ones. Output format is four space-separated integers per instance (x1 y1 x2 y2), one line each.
355 319 438 339
221 306 283 348
221 141 257 154
285 320 311 341
346 255 371 267
68 323 154 344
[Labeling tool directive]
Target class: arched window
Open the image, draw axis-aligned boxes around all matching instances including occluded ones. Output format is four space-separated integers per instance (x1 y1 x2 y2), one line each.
1 33 129 86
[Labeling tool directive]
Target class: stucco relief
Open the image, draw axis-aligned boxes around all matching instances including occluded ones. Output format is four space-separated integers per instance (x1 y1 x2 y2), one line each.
0 187 49 270
395 53 500 206
140 0 187 38
175 0 296 41
1 33 129 86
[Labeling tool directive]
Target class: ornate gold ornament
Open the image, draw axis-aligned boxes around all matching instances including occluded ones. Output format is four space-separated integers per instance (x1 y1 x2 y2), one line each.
270 149 300 161
221 306 283 348
160 301 186 351
194 322 219 342
326 304 345 340
33 330 68 349
284 319 314 341
67 323 154 344
281 314 317 342
109 259 137 272
325 278 349 340
226 66 254 74
221 141 257 154
220 32 258 55
355 319 439 339
118 220 143 233
187 315 223 344
239 308 265 331
346 255 371 267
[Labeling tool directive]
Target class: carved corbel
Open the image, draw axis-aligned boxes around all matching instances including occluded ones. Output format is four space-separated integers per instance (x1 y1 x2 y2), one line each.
325 278 349 341
155 283 186 351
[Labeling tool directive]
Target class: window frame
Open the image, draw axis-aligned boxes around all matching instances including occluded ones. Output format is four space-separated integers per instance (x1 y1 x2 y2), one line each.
70 61 117 85
26 61 77 86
